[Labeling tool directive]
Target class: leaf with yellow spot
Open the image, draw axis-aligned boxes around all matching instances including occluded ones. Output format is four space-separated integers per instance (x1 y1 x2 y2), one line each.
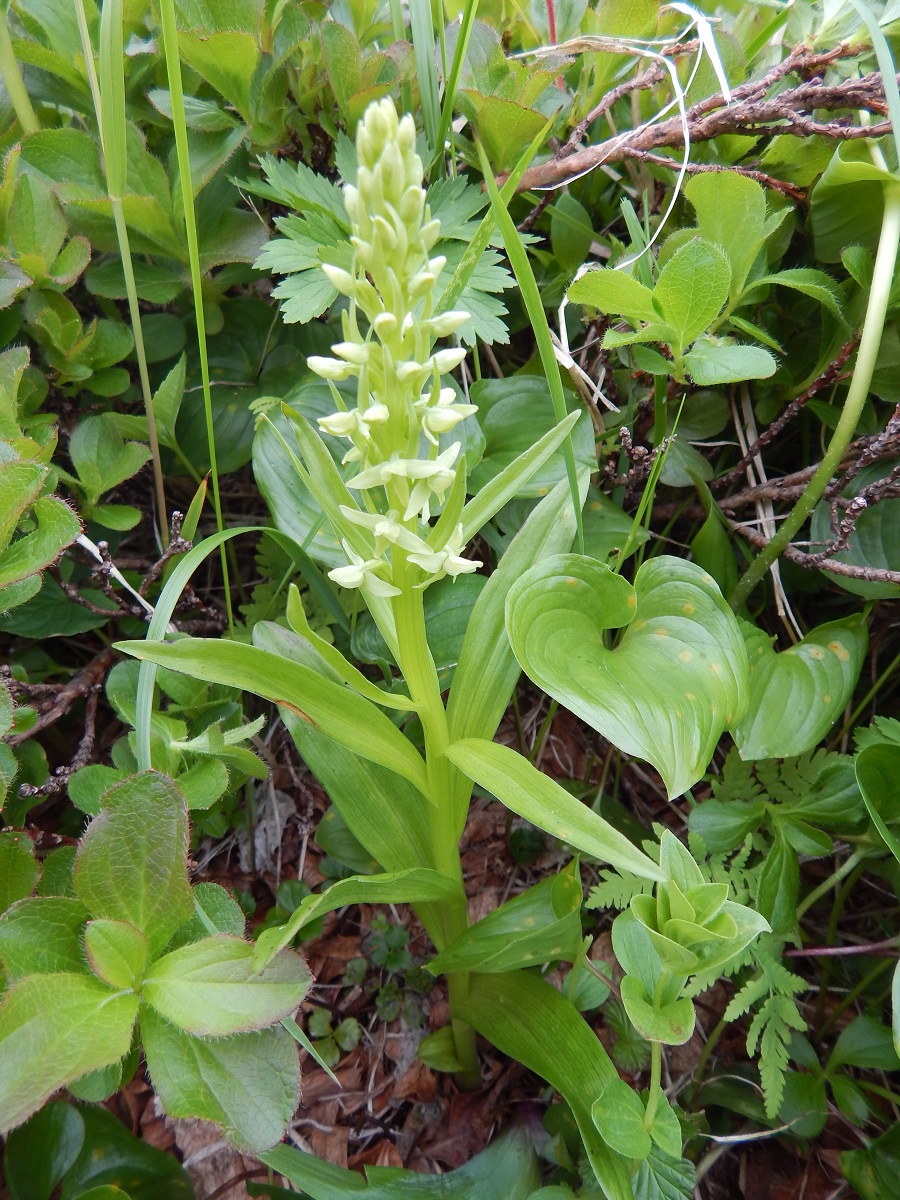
505 555 749 798
734 617 867 760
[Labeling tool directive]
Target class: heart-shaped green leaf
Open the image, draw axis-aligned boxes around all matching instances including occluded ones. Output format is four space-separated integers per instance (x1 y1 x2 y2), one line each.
506 555 749 798
733 617 867 760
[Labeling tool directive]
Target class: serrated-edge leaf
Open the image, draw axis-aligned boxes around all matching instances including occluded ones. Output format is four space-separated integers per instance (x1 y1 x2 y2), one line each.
0 974 138 1134
143 935 311 1037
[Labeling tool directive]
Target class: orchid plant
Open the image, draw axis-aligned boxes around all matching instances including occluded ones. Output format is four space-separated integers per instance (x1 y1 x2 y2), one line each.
107 99 785 1199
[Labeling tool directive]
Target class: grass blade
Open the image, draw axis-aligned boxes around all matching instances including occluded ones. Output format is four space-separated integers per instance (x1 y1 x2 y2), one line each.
157 0 232 626
75 0 168 540
475 138 584 552
409 0 440 155
436 115 552 317
432 0 480 171
0 7 39 135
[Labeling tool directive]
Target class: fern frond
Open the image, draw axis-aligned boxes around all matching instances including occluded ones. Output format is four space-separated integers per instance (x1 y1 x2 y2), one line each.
586 869 653 911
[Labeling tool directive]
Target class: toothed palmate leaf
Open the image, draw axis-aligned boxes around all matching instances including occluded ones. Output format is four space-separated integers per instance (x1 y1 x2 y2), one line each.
506 555 748 798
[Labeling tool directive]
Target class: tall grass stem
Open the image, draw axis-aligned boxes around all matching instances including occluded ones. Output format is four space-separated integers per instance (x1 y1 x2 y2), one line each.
76 0 169 543
0 8 39 135
157 0 233 628
477 140 584 553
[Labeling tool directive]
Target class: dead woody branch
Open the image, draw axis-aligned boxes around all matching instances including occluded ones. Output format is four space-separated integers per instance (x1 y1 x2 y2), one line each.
515 45 894 193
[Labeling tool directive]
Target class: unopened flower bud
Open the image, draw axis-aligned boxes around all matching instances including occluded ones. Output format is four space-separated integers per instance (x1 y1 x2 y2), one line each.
318 411 358 437
409 271 437 299
307 356 355 381
432 347 467 374
332 342 370 365
362 403 389 424
321 263 356 295
373 312 398 338
420 219 441 250
373 214 398 251
396 360 426 383
424 311 470 337
399 186 425 226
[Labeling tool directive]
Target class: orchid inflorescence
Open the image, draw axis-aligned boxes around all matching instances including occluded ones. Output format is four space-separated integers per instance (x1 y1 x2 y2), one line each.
307 99 480 597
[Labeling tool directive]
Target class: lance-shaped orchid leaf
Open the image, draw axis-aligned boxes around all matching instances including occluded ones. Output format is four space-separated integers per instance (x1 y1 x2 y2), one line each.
505 555 749 798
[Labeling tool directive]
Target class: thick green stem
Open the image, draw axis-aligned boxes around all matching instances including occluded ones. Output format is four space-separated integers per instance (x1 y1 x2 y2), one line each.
729 177 900 610
0 10 39 135
391 560 480 1086
643 1041 663 1129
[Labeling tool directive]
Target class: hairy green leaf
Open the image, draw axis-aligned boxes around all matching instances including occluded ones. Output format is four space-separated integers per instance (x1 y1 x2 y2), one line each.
0 897 88 981
73 772 193 957
0 975 138 1134
142 935 311 1036
141 1009 301 1153
84 920 149 990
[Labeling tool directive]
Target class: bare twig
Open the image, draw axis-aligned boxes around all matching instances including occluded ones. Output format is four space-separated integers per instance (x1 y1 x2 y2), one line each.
731 521 900 585
559 45 700 159
139 509 192 596
9 645 115 770
514 58 894 192
616 150 808 203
